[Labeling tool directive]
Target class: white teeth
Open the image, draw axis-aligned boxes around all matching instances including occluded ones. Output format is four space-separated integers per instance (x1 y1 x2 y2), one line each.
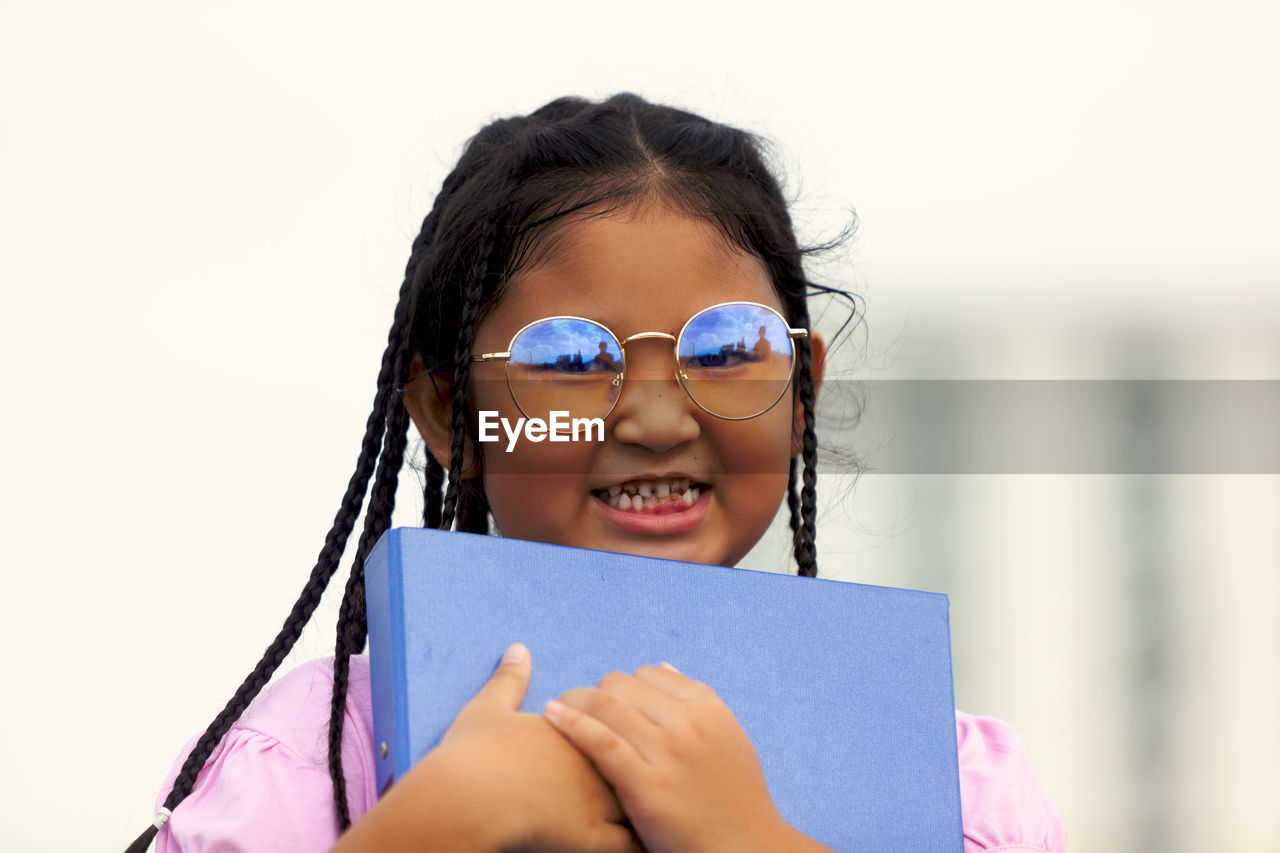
599 478 706 511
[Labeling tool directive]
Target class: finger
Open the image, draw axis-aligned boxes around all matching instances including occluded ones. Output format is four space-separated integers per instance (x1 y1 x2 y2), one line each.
557 685 662 757
468 642 531 711
544 698 647 785
596 669 683 728
631 662 703 701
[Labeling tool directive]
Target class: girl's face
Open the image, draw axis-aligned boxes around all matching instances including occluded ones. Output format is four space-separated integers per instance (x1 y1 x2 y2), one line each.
409 203 822 567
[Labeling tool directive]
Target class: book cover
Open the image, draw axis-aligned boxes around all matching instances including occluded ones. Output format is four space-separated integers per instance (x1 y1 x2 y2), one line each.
366 527 963 851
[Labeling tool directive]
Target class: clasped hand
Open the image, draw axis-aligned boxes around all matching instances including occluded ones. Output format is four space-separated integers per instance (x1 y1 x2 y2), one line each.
344 643 823 853
543 658 795 853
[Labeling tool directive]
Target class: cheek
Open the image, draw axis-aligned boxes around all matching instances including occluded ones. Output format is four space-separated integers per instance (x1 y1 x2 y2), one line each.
482 471 588 545
482 445 595 538
469 375 519 429
716 404 796 477
709 410 795 531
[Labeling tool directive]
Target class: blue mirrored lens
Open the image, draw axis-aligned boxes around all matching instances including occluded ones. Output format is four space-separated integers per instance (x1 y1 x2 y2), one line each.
508 318 622 422
679 304 795 418
679 303 792 370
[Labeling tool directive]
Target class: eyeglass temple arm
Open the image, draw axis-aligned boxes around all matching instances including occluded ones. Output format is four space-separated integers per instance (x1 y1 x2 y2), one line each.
470 352 511 363
788 328 808 339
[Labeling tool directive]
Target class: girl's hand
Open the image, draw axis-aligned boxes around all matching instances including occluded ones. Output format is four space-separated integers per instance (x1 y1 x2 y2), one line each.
335 643 640 853
544 664 830 853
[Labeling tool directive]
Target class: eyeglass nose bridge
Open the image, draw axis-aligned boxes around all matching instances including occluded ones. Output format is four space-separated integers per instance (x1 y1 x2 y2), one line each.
619 331 678 346
616 331 687 382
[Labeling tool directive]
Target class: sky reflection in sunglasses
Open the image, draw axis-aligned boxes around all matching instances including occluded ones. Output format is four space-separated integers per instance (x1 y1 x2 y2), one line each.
499 303 801 422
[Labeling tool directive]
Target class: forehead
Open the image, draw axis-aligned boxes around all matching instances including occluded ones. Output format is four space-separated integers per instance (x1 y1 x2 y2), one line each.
483 204 779 338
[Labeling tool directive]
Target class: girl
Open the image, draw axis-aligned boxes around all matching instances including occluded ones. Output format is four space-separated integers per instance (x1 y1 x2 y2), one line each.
128 93 1065 853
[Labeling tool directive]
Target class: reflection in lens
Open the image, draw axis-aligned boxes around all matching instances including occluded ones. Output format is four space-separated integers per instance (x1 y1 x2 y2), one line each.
507 318 623 424
679 304 794 418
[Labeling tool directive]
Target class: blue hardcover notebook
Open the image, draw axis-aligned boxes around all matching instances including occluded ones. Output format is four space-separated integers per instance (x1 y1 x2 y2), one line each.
365 527 963 851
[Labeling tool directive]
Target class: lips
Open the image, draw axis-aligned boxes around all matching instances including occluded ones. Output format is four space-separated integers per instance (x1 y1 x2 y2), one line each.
588 484 711 532
588 473 711 535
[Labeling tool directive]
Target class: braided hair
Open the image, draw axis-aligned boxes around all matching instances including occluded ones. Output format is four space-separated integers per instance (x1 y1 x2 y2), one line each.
126 92 851 851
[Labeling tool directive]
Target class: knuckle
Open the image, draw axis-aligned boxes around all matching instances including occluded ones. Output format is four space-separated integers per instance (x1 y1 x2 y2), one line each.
599 670 630 691
665 712 695 742
580 687 621 716
690 698 724 724
685 714 713 741
594 726 626 756
692 682 720 702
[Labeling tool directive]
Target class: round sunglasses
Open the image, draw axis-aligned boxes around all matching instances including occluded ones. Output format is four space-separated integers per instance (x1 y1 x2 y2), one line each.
467 301 808 425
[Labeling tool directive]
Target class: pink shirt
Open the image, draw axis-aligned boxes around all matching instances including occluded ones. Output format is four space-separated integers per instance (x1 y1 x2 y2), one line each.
155 656 1065 852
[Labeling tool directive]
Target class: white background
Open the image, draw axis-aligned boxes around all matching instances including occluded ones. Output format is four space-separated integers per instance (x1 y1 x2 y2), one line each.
3 1 1278 850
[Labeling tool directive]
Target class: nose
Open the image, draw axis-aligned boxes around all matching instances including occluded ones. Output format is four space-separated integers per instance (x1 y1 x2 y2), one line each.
609 338 700 453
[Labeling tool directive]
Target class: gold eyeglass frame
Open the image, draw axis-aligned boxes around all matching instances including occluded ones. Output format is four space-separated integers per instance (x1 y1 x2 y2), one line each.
469 300 809 422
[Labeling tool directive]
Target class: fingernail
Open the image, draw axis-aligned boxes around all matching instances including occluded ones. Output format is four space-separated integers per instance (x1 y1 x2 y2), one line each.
544 699 565 722
660 661 680 673
502 642 528 664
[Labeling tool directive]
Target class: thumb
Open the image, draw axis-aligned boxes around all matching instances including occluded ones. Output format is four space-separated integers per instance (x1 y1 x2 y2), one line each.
471 642 532 711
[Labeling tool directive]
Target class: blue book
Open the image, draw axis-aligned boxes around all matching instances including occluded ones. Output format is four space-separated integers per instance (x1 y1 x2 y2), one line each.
365 527 963 851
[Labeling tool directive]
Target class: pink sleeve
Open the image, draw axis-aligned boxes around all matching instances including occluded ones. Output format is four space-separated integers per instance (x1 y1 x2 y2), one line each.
957 712 1066 853
152 657 376 853
154 729 341 853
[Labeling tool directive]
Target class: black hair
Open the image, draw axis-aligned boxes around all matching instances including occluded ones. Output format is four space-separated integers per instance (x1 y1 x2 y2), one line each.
126 92 856 851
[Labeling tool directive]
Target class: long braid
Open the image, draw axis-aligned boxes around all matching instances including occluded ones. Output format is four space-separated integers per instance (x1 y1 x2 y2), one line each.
424 455 444 528
328 579 364 830
320 156 499 832
319 158 504 831
328 351 413 829
794 336 819 578
786 456 801 556
440 220 497 531
316 169 485 831
324 203 492 836
458 485 490 533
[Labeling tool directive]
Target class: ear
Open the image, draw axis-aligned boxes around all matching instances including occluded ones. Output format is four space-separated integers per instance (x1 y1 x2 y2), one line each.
790 332 826 458
402 353 479 477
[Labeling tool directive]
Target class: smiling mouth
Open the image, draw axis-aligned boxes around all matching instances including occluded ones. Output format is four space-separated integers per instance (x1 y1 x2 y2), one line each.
591 477 706 513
